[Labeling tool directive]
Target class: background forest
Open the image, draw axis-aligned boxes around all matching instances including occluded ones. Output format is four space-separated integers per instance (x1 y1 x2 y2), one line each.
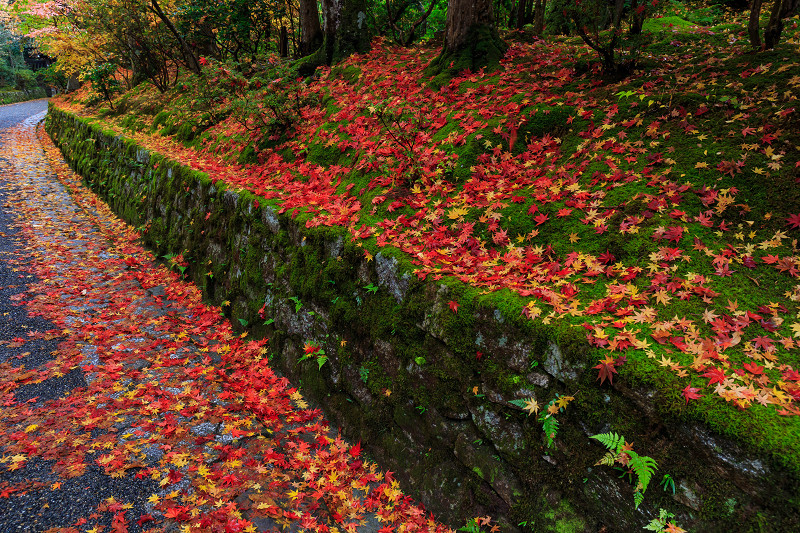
2 1 797 102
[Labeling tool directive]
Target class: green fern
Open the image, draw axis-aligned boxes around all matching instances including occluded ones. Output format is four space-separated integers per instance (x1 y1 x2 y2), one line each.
627 451 658 493
633 491 645 510
597 451 618 467
590 431 625 454
590 431 659 510
541 415 559 448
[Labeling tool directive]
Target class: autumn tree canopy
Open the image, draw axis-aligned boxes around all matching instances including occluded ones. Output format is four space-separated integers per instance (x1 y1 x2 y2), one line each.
3 1 798 95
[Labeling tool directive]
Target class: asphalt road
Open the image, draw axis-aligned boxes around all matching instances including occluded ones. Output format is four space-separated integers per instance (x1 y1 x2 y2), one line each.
0 99 158 532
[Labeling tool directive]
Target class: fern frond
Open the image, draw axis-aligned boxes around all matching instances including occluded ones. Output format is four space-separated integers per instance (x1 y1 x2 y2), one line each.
627 451 658 493
595 451 617 467
633 490 645 509
590 431 625 453
542 415 559 448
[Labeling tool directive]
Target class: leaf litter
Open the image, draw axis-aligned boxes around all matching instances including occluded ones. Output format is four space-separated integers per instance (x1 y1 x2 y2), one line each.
0 112 452 533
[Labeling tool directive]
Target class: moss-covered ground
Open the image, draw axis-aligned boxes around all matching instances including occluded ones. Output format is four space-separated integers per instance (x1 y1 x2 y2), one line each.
51 0 800 511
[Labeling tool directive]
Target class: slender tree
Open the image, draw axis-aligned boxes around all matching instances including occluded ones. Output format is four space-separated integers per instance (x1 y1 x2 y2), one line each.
532 0 546 34
749 0 798 49
149 0 201 74
764 0 799 48
749 0 765 48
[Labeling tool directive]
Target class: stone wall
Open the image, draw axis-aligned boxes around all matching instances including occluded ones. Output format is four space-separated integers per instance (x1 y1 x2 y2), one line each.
45 105 800 533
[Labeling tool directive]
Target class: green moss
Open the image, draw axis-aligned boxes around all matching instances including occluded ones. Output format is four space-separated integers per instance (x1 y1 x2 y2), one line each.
643 16 699 32
330 65 362 84
425 25 509 88
305 141 342 167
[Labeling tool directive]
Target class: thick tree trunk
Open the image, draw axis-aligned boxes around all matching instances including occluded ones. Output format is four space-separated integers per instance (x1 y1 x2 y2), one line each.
297 0 371 75
764 0 799 48
443 0 495 51
533 0 546 34
425 0 507 82
749 0 764 48
321 0 371 64
299 0 323 57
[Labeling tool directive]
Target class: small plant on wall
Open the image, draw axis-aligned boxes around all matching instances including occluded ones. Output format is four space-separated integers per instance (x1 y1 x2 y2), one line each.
590 431 658 509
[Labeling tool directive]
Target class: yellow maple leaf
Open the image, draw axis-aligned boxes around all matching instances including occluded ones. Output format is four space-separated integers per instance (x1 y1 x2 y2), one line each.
523 398 540 416
555 395 575 409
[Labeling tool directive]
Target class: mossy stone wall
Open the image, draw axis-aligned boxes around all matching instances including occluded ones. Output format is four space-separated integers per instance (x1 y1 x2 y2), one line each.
45 105 800 533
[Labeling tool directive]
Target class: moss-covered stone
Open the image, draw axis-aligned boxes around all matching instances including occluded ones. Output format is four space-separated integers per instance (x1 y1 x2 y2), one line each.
45 103 800 533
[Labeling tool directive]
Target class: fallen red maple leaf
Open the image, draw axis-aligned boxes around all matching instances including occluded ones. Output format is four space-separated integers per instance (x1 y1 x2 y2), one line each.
448 300 459 313
702 367 726 385
594 356 618 385
350 442 362 457
682 386 703 405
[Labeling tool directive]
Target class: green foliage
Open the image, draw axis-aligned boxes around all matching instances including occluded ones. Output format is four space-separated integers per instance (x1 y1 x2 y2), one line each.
549 0 657 76
13 67 36 94
508 398 529 409
300 341 327 369
289 295 303 312
590 431 626 453
591 431 660 509
176 0 276 63
35 65 68 92
541 414 559 448
660 473 676 494
539 393 575 448
644 508 685 532
627 450 658 495
371 0 446 46
83 62 119 108
226 57 316 143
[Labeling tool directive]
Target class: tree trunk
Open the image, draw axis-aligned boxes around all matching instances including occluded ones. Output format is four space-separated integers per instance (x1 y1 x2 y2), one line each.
280 26 289 57
299 0 323 57
512 0 527 29
749 0 764 48
443 0 495 51
612 0 626 29
149 0 201 74
425 0 507 82
320 0 371 64
629 0 646 35
297 0 371 75
533 0 546 34
764 0 799 48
